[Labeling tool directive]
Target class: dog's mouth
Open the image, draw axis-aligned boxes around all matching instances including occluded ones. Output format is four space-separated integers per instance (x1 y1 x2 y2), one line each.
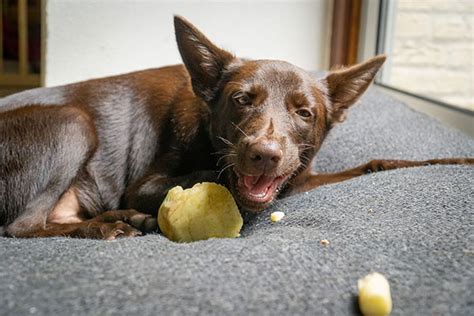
231 170 290 211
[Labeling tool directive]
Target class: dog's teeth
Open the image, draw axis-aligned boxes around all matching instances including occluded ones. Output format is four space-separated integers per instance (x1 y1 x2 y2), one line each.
249 192 266 198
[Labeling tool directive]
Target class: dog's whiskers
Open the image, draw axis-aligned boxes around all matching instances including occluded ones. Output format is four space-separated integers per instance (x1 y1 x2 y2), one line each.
212 148 234 156
216 153 237 166
298 143 316 149
300 154 312 168
217 136 235 148
231 122 249 138
217 163 235 180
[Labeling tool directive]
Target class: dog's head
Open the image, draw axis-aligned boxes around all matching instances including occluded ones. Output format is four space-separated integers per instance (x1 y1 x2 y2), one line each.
174 16 386 212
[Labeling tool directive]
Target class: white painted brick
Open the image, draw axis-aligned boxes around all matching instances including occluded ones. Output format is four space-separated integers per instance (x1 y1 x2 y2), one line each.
433 15 473 40
389 1 473 109
392 39 442 66
441 43 473 67
397 0 434 11
393 12 432 38
392 40 473 68
389 67 472 95
429 0 474 13
398 0 474 13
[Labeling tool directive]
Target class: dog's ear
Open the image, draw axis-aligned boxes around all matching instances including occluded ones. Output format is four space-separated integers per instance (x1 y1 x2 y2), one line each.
323 55 386 126
174 16 235 102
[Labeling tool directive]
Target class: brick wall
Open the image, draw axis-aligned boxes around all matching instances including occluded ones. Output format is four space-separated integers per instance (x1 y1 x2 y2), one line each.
386 0 473 111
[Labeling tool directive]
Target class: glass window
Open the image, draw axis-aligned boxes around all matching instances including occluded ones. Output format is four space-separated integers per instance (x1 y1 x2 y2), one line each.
376 0 473 112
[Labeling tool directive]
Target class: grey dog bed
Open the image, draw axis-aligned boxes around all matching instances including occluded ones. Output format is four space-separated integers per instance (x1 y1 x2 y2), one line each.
1 86 473 316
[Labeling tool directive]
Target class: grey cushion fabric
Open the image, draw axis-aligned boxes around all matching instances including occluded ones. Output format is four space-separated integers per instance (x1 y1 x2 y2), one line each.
1 87 473 316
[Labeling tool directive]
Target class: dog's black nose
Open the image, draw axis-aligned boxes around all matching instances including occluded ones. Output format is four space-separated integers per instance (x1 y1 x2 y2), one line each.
246 140 282 171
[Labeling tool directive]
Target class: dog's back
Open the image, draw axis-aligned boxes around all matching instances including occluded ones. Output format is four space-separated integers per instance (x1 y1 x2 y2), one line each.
1 65 214 208
0 63 216 233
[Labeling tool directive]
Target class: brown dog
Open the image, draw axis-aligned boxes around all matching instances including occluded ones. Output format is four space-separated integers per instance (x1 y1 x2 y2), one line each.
0 16 471 239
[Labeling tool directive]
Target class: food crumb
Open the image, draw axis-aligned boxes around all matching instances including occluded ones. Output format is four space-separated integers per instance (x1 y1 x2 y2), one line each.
270 211 285 222
320 239 330 246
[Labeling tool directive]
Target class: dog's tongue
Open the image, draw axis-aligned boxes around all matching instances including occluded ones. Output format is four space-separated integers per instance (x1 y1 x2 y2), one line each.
243 175 275 195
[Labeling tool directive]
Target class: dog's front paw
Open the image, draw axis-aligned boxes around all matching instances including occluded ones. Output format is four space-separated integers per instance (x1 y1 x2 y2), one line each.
74 221 142 239
101 221 142 240
94 209 158 234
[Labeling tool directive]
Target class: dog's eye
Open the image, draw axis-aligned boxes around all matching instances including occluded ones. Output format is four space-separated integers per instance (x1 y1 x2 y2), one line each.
232 92 252 106
296 109 312 118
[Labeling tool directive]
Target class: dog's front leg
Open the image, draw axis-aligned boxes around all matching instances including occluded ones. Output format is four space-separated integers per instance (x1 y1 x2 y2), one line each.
125 170 218 215
289 158 474 194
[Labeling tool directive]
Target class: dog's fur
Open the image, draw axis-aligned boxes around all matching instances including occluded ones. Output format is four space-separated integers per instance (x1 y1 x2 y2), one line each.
0 17 472 239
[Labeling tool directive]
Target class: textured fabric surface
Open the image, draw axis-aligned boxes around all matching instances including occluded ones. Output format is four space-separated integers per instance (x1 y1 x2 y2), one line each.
1 87 473 316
